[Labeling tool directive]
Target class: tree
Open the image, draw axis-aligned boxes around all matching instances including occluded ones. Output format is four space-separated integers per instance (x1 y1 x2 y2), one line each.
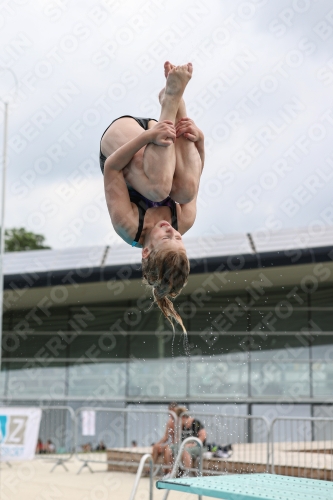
4 228 51 252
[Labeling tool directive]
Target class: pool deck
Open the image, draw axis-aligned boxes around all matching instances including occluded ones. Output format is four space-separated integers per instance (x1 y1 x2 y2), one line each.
0 454 195 500
2 444 332 500
107 441 333 480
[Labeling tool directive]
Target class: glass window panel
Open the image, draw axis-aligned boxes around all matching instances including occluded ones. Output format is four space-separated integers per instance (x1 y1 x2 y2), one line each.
83 305 168 333
189 360 248 398
129 334 184 359
69 334 127 359
251 310 308 332
250 336 309 361
82 303 166 333
7 362 66 398
2 334 68 359
2 313 11 331
311 336 333 360
250 361 310 397
311 312 333 332
189 403 248 415
310 287 333 307
128 358 187 398
133 309 165 332
249 288 308 308
68 362 126 397
189 335 248 361
11 308 69 332
70 306 126 331
129 334 159 359
179 294 249 332
312 363 333 396
180 293 248 309
189 309 247 333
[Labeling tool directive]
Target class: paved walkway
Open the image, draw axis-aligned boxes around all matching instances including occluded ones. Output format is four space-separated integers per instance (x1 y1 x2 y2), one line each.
0 455 200 500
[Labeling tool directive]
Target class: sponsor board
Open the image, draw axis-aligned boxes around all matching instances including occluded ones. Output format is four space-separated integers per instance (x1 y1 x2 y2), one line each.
0 407 42 461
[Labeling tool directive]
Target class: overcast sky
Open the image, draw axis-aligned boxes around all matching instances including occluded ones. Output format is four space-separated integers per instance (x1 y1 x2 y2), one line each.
1 0 333 250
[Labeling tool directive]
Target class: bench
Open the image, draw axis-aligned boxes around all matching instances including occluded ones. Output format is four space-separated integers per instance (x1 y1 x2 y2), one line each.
156 473 333 499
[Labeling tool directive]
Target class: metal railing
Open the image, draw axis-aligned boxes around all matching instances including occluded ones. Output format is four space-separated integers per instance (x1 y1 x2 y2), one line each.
3 402 333 482
129 453 153 500
162 437 203 500
74 407 177 474
36 405 76 472
270 416 333 480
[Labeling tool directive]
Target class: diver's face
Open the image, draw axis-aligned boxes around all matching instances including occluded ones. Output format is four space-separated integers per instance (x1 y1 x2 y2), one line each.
142 221 185 257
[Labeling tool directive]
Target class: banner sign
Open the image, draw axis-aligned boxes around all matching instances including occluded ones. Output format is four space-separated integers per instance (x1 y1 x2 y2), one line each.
82 410 96 436
0 407 42 461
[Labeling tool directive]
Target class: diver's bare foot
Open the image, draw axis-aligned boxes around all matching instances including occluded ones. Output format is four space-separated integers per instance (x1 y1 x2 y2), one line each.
163 63 192 100
159 61 188 119
159 61 176 103
158 61 175 104
164 61 175 78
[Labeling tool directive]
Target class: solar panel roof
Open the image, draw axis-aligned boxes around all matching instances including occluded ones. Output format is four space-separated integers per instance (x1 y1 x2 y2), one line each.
3 246 105 275
253 226 333 253
3 226 333 276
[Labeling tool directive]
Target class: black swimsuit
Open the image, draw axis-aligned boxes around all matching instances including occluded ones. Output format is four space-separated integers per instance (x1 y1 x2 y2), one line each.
100 115 178 247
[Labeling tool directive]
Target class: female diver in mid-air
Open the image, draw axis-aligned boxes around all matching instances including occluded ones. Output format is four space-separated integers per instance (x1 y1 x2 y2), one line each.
100 62 204 331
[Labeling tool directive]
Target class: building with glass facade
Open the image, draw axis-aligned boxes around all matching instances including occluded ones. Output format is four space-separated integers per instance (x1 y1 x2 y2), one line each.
1 229 333 423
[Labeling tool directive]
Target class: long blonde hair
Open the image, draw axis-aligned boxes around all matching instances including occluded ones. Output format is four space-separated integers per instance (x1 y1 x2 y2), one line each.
142 248 190 332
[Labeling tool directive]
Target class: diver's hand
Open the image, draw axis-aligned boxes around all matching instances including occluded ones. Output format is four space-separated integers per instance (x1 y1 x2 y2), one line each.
176 118 204 143
148 120 176 146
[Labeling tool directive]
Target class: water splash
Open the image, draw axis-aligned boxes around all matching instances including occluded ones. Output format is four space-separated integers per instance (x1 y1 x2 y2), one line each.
170 322 190 358
182 331 190 357
171 328 175 359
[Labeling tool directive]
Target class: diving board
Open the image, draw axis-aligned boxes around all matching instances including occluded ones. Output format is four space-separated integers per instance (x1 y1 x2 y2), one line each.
156 473 333 499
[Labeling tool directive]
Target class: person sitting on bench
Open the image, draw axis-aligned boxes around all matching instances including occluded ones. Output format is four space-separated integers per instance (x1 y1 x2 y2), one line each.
164 407 207 478
152 402 178 472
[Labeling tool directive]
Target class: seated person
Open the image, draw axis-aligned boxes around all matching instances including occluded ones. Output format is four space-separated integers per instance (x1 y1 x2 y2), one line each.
152 402 177 468
45 439 56 453
164 407 207 477
36 438 45 454
96 440 106 451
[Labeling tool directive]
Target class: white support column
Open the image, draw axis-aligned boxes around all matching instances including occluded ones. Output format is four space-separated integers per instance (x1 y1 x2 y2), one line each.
0 101 9 374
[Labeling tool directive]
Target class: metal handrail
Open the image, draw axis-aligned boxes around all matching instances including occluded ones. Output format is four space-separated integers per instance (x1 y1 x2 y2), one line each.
74 407 177 474
129 453 153 500
162 437 203 500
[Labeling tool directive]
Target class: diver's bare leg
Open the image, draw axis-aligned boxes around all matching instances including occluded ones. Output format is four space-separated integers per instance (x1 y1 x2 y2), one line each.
162 65 202 204
141 63 193 201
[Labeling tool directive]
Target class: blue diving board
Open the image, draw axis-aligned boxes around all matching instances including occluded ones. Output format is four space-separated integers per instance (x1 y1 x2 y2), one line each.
156 473 333 499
